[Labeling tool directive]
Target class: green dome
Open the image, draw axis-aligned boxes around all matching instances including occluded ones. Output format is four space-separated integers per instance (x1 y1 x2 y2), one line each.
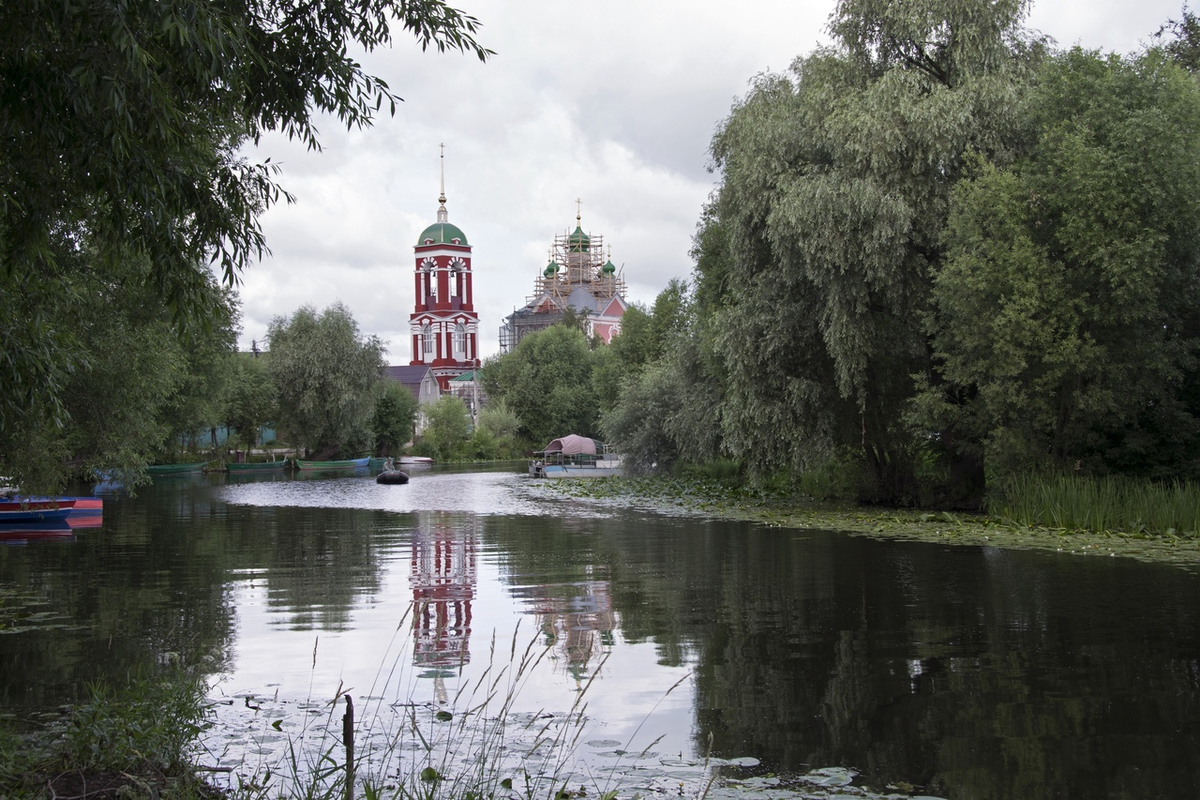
417 221 469 246
568 225 590 252
543 260 560 277
601 259 616 274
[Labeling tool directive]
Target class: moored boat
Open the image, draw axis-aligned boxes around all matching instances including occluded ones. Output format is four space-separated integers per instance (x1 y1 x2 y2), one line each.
0 499 77 523
398 456 434 466
226 460 288 472
3 496 100 515
58 497 103 515
294 457 370 471
529 435 622 479
146 462 208 475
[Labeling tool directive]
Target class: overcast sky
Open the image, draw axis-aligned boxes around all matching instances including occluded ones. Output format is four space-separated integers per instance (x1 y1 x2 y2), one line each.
237 0 1187 362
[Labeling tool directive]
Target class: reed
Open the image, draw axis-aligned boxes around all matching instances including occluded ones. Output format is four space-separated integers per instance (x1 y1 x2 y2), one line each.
222 619 609 800
990 473 1200 537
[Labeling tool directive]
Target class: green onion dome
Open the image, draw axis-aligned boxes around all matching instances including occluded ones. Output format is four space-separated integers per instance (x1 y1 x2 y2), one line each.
567 226 590 253
543 260 560 277
601 259 616 275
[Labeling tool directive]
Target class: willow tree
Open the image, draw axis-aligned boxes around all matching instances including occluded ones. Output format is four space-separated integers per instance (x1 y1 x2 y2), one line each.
267 303 385 458
700 0 1037 501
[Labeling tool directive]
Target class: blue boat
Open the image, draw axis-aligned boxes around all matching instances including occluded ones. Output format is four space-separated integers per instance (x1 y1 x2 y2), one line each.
0 499 76 523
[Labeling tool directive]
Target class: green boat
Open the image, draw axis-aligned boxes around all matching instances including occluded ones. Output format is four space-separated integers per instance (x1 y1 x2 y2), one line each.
226 460 288 472
146 462 207 475
294 457 370 471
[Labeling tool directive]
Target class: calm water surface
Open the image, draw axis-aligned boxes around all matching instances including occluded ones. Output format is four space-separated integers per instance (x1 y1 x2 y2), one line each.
2 466 1199 799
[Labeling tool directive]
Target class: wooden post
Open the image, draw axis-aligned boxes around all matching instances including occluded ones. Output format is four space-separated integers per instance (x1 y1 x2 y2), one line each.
343 694 355 800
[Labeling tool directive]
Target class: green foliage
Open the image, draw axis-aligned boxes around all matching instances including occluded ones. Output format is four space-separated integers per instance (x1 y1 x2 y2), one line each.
1155 4 1200 73
924 48 1200 479
0 670 215 798
373 379 420 455
64 672 211 776
422 395 472 460
466 427 500 460
648 278 691 354
590 343 624 413
481 326 599 447
794 447 875 502
696 0 1034 500
601 327 725 475
0 0 489 484
606 303 655 373
0 248 237 491
675 458 742 481
829 0 1036 86
223 353 278 446
0 0 489 301
157 285 241 451
267 303 385 458
477 399 524 457
600 361 682 473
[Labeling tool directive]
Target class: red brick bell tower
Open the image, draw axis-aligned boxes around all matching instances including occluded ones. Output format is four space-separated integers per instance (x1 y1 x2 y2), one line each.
409 146 481 391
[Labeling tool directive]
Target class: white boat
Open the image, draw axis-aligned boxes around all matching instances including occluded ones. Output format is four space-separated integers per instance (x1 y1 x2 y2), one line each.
398 456 434 466
529 434 622 478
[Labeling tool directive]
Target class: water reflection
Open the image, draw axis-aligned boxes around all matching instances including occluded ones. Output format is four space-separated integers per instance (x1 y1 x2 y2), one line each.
218 466 557 517
2 470 1200 799
411 512 475 670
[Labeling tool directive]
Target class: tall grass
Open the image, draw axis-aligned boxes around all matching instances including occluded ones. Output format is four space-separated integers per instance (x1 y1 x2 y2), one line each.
990 473 1200 536
0 667 216 799
221 620 617 800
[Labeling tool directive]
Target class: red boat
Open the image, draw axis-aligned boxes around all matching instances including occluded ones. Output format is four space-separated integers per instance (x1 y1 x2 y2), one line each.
0 499 77 523
59 497 103 515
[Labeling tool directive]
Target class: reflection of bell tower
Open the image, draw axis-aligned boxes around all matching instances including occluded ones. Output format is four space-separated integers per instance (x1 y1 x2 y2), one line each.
411 513 476 668
409 145 481 392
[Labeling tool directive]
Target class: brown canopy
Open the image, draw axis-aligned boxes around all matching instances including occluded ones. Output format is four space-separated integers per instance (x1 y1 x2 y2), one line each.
542 434 597 455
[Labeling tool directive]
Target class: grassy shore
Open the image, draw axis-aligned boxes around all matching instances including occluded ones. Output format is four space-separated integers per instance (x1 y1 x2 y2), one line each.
533 476 1200 569
0 670 220 799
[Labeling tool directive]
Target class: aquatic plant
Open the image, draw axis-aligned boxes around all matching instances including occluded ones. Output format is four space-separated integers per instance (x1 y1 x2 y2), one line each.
991 474 1200 537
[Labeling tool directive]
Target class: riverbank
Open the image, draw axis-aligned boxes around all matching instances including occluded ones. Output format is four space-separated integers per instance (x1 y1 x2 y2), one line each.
534 476 1200 570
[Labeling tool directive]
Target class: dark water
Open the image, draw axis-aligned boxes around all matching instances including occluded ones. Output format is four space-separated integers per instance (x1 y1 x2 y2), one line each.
2 467 1199 799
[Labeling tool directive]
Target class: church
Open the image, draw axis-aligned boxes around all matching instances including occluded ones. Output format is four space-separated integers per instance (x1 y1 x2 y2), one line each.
407 157 481 392
498 205 628 353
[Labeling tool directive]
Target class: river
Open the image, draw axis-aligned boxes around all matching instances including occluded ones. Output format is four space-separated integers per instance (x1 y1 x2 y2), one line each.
1 465 1199 799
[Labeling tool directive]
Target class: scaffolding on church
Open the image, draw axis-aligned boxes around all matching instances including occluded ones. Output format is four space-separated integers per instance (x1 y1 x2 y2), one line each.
499 223 628 353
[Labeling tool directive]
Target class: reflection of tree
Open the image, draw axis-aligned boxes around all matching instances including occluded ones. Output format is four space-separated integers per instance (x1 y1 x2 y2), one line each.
669 530 1200 799
487 510 1200 799
0 484 236 710
252 506 386 630
410 512 476 668
0 483 403 712
481 515 626 679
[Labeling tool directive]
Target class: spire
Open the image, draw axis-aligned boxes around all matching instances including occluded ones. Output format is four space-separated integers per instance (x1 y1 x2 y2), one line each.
437 143 448 223
575 197 582 226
